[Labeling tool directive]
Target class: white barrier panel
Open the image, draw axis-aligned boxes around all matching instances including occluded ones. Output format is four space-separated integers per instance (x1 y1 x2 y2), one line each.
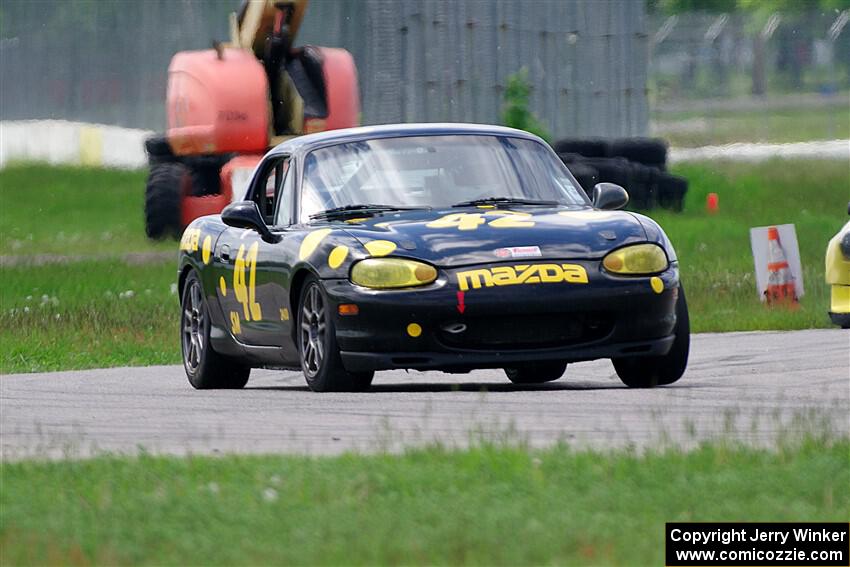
0 120 153 170
2 120 849 169
670 139 850 163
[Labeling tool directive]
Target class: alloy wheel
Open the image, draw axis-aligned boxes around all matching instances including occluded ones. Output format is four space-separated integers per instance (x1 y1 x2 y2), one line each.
182 280 205 372
300 284 326 378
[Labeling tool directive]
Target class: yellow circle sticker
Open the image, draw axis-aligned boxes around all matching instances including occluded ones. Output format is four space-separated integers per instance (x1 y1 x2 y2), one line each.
328 245 349 269
202 235 212 264
650 276 664 294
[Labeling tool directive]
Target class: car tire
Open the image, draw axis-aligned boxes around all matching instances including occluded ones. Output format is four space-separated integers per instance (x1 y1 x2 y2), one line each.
144 135 175 165
504 361 567 384
145 162 185 240
613 284 690 388
298 276 374 392
181 271 250 389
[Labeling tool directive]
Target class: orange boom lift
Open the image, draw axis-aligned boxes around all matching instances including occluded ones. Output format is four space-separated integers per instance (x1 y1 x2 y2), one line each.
144 0 359 238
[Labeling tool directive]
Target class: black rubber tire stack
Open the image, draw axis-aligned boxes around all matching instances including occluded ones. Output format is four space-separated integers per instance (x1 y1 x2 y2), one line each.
626 162 659 210
607 137 668 171
564 161 599 197
657 173 688 212
553 136 685 212
553 138 609 158
583 156 633 197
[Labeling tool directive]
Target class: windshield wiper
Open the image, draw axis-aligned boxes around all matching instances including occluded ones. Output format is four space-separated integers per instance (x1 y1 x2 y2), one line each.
309 204 431 221
451 197 561 208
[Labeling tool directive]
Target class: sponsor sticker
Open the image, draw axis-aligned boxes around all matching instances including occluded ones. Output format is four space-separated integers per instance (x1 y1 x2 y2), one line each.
494 246 542 259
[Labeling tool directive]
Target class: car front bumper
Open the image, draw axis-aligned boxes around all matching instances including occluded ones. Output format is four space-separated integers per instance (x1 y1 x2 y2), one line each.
323 260 681 373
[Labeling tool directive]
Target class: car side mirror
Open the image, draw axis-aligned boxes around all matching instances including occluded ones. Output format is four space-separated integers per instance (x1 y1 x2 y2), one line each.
592 182 629 210
221 201 280 243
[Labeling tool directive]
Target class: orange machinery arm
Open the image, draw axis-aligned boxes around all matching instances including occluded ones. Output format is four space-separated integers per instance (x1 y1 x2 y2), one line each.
229 0 309 57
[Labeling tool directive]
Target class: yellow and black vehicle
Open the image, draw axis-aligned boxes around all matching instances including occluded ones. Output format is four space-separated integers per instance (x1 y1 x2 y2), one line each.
825 206 850 329
177 123 689 392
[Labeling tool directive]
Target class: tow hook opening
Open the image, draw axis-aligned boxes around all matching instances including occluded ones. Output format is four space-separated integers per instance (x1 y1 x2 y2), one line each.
442 322 467 334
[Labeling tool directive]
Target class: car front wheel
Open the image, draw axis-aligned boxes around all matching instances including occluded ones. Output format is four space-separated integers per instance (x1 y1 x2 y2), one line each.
613 284 690 388
298 276 374 392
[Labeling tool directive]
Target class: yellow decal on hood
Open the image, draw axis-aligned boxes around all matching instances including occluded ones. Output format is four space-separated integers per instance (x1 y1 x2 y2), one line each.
457 263 588 291
299 228 332 261
364 240 397 257
426 211 534 231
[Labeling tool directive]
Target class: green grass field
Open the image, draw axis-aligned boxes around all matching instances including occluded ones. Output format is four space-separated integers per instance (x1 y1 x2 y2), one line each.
0 260 178 372
0 165 172 257
655 159 848 332
1 438 847 566
1 161 847 373
653 105 849 147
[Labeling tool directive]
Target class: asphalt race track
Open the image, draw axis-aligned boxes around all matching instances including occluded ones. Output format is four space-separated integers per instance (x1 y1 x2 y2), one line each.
1 329 847 460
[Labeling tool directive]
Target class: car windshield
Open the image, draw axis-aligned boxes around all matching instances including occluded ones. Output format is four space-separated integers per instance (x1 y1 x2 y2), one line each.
299 134 588 221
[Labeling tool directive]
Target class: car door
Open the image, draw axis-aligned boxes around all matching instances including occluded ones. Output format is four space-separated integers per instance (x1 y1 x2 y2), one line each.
214 155 291 348
249 155 300 360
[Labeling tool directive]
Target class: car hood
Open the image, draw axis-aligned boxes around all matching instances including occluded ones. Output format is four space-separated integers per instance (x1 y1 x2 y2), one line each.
336 206 648 267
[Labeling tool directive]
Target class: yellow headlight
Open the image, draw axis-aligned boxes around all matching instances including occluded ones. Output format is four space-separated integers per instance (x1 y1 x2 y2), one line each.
350 258 438 289
603 243 668 275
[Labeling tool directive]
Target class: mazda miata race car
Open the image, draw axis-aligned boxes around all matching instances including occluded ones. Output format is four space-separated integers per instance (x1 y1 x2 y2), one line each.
178 123 689 392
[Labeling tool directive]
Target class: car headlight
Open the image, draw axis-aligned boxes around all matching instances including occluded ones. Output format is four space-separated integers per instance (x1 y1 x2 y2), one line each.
350 258 438 289
602 243 669 275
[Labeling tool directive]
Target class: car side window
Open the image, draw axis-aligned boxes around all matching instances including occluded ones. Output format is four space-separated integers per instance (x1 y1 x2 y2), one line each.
274 160 295 226
252 157 289 225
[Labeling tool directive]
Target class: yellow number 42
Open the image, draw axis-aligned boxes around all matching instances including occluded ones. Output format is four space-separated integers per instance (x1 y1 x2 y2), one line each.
233 242 262 322
426 211 534 231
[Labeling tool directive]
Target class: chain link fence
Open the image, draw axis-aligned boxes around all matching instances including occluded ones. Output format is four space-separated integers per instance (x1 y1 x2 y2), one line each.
650 9 850 105
0 0 650 139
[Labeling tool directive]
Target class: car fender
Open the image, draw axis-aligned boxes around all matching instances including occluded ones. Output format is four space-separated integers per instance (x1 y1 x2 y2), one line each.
290 226 381 281
629 212 678 264
177 216 228 288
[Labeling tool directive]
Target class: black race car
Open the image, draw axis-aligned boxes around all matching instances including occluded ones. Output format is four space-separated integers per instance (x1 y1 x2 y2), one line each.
178 123 689 392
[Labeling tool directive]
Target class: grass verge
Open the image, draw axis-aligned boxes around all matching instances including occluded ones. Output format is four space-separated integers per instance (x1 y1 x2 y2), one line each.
658 159 847 332
1 438 847 566
0 164 169 256
0 259 179 373
0 160 846 372
652 104 849 147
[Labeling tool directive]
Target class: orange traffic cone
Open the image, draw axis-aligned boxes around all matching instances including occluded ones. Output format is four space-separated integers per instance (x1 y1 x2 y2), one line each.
706 192 719 214
764 226 798 308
